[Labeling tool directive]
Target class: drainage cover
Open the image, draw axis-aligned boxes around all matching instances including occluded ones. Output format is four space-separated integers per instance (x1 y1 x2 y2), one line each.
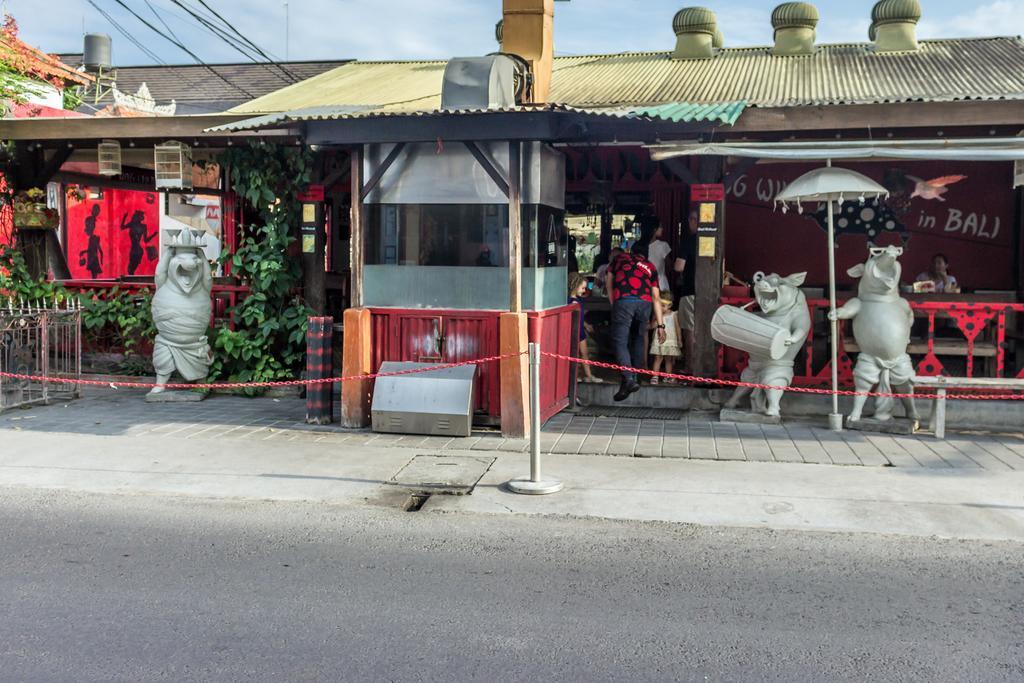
389 454 495 495
573 406 686 420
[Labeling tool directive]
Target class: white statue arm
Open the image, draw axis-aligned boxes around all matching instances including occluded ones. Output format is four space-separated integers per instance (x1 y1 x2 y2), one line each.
786 308 812 345
829 298 861 321
154 251 169 288
202 260 213 290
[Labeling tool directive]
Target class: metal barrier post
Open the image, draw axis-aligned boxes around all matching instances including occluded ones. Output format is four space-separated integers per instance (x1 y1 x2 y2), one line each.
507 342 563 495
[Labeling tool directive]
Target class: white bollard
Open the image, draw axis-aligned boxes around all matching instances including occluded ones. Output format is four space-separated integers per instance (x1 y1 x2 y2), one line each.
506 342 563 495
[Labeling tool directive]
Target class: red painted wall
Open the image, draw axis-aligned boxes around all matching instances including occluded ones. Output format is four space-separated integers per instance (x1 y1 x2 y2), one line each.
724 161 1016 291
65 188 160 279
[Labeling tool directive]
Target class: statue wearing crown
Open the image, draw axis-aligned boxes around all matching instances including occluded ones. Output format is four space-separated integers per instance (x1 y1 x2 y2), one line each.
148 229 213 397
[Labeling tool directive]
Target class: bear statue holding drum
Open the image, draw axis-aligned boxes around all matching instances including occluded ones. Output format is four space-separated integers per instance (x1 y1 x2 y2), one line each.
713 272 812 418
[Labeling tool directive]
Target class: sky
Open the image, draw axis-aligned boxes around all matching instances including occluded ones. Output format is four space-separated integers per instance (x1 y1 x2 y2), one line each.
8 0 1024 66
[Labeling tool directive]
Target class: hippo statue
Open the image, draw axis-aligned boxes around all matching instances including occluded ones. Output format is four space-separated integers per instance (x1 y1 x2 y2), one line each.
149 229 212 395
830 245 919 423
723 272 811 417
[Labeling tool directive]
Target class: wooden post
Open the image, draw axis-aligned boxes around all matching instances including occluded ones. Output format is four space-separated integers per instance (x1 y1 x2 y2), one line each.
691 157 727 378
300 159 327 315
350 146 364 308
508 141 522 312
500 140 530 438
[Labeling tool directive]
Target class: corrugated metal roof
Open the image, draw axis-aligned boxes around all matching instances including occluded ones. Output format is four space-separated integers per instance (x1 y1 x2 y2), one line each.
230 37 1024 116
207 101 747 132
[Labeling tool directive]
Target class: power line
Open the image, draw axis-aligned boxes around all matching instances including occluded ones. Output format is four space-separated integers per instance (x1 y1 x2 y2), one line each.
189 0 301 83
107 0 257 99
89 0 242 107
167 0 292 81
88 0 165 66
145 0 185 47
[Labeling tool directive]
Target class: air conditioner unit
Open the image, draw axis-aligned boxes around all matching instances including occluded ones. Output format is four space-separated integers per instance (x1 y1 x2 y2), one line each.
97 139 121 176
154 140 193 190
441 55 517 111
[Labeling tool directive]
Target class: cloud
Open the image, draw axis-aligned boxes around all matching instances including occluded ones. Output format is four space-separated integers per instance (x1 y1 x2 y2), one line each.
918 0 1024 38
10 0 1024 67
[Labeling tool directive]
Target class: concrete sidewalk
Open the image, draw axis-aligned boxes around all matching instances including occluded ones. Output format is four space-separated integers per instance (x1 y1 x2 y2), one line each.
1 425 1021 542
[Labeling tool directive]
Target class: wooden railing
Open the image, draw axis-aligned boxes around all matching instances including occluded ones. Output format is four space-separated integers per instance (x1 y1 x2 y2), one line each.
718 297 1024 385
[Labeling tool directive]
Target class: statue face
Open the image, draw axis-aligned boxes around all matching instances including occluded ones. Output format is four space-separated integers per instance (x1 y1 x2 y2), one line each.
850 245 903 294
168 248 206 295
753 271 806 314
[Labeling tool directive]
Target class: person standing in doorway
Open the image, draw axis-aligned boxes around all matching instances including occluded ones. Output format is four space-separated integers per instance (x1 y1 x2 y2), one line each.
673 211 699 372
647 223 672 293
606 243 666 401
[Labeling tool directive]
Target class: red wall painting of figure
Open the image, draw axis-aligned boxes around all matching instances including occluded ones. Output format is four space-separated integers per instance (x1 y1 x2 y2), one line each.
724 161 1016 291
65 188 160 279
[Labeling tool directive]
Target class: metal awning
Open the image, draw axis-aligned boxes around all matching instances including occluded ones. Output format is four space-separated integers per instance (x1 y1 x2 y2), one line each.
647 137 1024 162
206 101 748 134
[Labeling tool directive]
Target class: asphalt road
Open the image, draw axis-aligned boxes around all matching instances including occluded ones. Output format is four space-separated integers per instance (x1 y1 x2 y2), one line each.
0 488 1021 682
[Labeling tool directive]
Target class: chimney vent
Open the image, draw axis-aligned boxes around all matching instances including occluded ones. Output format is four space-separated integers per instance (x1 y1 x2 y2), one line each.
495 19 503 45
771 3 819 56
870 0 922 53
672 7 719 60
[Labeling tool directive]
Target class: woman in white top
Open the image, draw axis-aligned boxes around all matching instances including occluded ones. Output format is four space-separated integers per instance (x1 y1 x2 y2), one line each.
915 253 959 293
646 224 672 292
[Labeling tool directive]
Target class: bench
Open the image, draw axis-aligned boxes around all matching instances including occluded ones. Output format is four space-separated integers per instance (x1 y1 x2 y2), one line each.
913 375 1024 439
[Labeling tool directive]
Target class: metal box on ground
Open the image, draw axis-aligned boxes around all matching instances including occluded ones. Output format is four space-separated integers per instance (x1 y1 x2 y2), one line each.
371 362 477 437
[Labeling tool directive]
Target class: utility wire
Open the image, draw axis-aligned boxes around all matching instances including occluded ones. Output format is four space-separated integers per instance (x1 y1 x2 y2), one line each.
90 0 239 106
145 0 185 47
167 0 297 86
88 0 165 66
189 0 301 83
107 0 257 99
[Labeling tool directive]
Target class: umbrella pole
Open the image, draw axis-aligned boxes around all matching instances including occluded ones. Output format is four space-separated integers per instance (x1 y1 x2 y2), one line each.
826 190 843 431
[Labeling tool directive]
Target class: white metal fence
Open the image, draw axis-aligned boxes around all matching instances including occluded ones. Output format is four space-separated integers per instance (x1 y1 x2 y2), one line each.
0 301 81 412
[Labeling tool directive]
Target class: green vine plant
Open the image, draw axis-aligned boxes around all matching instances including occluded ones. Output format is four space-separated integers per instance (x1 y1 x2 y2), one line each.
212 141 314 394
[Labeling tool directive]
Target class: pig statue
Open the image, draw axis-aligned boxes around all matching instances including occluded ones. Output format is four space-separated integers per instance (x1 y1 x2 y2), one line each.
724 272 811 417
148 229 213 396
830 245 920 424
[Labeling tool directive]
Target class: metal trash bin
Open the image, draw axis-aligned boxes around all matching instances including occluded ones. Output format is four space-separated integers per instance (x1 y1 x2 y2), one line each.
371 362 477 437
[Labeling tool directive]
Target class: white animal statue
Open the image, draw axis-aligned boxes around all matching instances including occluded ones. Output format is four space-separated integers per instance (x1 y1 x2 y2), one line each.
149 230 212 394
723 272 811 417
830 245 919 423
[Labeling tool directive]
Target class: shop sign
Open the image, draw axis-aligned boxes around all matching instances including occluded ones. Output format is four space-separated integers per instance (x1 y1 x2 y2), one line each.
298 184 325 202
691 184 725 201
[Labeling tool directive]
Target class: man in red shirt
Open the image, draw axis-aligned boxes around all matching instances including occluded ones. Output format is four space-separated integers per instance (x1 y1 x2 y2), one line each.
605 244 666 401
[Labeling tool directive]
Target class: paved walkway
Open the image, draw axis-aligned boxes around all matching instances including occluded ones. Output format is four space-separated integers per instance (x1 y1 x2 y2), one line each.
2 387 1023 471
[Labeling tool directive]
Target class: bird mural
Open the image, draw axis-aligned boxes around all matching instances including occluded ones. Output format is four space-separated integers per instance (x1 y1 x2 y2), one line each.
906 175 967 201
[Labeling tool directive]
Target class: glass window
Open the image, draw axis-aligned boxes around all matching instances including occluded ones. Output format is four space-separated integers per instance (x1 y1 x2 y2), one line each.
366 203 567 269
366 204 509 267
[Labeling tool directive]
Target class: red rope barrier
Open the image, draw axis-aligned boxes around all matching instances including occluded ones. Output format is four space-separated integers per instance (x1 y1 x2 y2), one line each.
539 352 1024 402
0 352 524 391
2 349 1021 401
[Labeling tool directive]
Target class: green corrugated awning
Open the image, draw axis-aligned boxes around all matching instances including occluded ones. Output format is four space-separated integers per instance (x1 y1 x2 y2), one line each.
207 101 748 133
578 101 747 126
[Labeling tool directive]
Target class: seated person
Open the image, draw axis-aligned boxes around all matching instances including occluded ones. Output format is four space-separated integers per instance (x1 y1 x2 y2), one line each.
915 253 959 293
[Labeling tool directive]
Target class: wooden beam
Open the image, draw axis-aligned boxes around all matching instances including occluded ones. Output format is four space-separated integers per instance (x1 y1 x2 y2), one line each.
692 156 726 378
302 152 327 315
508 141 522 313
663 157 697 185
0 114 286 141
359 142 405 203
349 146 365 308
53 171 223 196
463 141 510 197
31 147 73 187
728 100 1024 134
